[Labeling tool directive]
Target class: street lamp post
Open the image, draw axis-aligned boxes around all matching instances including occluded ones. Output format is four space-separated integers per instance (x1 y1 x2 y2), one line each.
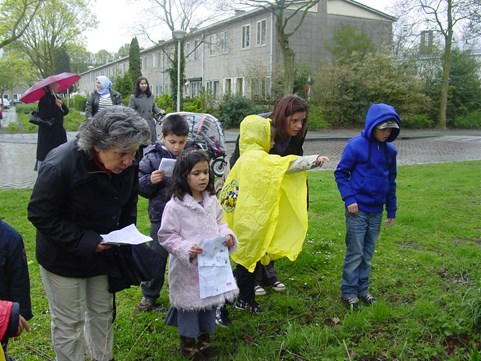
172 30 187 112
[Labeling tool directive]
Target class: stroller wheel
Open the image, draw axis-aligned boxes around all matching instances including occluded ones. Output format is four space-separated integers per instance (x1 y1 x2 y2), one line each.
211 157 227 177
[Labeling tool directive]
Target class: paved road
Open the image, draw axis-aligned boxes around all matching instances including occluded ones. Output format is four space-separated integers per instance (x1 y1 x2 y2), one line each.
1 127 480 190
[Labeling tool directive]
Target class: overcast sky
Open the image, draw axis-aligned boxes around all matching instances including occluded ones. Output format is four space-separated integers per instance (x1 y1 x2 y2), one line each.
84 0 396 53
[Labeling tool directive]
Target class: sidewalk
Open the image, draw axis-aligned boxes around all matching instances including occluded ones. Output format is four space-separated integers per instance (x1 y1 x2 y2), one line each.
2 128 481 144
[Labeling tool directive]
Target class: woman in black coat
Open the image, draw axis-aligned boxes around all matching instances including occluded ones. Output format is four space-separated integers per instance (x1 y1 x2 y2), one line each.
35 83 69 170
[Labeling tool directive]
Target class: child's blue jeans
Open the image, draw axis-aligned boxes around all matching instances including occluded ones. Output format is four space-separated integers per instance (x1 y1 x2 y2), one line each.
341 210 382 298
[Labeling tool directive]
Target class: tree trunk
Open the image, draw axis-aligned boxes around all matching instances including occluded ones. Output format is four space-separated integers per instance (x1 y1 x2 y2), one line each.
437 0 454 130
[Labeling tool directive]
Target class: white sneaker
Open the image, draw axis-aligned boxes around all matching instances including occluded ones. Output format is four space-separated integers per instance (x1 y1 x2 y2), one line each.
255 285 266 296
271 282 286 292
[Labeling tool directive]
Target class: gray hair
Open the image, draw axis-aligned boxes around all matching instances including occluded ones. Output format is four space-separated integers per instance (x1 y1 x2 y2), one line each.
77 105 151 157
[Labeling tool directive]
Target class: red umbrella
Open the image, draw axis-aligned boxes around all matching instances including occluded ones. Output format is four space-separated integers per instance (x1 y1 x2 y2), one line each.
20 72 81 104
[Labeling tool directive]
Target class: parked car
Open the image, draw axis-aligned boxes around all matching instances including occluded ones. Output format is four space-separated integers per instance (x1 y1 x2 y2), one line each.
1 98 10 109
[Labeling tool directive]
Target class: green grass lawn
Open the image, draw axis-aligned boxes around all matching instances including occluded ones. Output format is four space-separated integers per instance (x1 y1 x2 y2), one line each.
2 161 481 360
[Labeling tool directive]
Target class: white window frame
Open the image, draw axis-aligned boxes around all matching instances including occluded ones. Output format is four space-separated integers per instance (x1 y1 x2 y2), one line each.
242 24 250 49
256 19 267 46
209 34 217 56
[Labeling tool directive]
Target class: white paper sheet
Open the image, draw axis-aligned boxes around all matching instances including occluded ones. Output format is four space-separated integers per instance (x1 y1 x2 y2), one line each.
100 224 152 245
158 158 176 176
198 236 237 299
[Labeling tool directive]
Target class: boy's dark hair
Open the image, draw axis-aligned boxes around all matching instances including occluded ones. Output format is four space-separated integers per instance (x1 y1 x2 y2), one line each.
167 150 215 201
162 114 189 137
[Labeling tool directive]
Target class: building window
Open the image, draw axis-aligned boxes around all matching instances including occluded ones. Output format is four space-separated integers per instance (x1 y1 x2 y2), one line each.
185 42 191 59
224 78 232 96
236 78 244 96
256 19 266 46
209 34 217 56
242 24 250 49
207 80 221 99
194 39 201 60
219 31 228 54
191 81 202 97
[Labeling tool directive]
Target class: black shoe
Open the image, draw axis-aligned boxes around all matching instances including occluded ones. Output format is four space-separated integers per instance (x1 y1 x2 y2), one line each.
235 299 263 313
215 306 231 328
341 296 360 311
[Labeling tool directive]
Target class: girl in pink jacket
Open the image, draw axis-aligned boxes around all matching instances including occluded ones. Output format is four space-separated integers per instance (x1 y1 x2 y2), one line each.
159 150 238 361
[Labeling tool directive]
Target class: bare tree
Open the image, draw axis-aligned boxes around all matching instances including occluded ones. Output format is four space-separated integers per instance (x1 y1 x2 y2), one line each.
394 0 481 129
0 0 43 49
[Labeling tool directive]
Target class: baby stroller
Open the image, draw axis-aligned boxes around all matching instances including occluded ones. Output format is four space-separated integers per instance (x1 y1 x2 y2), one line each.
160 112 228 178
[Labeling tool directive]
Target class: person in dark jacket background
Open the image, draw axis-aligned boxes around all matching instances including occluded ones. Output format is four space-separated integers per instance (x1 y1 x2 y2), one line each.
0 219 33 360
27 106 151 361
35 82 69 171
85 76 122 118
136 114 190 312
334 103 400 312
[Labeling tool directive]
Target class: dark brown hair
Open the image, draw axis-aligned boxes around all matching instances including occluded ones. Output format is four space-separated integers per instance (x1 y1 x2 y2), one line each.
167 150 215 201
270 94 308 141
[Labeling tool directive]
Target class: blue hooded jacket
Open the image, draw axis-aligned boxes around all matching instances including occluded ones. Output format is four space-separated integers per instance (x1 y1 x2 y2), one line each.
334 103 400 218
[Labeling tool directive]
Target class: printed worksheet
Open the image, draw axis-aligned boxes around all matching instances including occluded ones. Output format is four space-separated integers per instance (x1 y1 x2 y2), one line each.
158 158 176 176
100 224 152 245
198 236 237 298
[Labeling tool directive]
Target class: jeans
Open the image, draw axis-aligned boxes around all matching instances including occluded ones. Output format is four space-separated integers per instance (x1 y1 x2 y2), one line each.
341 210 382 298
141 222 169 301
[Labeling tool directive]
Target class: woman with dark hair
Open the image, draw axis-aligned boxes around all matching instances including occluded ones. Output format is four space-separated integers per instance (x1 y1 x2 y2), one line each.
228 94 309 297
129 76 165 143
35 83 69 170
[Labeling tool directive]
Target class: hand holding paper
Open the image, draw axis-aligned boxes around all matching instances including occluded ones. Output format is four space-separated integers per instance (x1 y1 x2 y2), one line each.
100 224 152 245
158 158 176 177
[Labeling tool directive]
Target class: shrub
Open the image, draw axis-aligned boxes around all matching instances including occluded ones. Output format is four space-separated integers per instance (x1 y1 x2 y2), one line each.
69 95 87 112
156 93 174 113
307 102 329 130
182 97 203 113
402 114 435 129
219 95 259 128
64 111 85 131
14 103 37 114
454 110 481 129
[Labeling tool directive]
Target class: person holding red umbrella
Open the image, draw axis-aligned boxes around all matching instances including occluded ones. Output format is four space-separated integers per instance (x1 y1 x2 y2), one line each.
35 82 69 171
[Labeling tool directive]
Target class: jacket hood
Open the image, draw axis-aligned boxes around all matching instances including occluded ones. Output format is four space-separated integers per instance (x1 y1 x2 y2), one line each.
362 103 401 142
239 115 271 154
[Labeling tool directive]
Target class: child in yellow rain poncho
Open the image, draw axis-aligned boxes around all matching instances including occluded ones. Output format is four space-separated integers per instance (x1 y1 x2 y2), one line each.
219 115 329 312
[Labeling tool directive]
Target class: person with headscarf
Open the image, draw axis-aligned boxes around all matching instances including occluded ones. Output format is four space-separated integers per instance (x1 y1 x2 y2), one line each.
85 76 122 118
35 82 69 171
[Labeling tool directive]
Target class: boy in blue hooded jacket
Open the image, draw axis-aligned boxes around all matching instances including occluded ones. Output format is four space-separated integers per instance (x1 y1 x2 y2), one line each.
334 103 400 311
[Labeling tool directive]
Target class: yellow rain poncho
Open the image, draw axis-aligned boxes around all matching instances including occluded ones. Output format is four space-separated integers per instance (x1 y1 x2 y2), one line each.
219 115 308 272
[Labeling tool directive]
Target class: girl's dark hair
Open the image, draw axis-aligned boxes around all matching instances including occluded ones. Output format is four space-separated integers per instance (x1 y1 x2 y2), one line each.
134 76 152 97
270 94 308 141
167 150 215 201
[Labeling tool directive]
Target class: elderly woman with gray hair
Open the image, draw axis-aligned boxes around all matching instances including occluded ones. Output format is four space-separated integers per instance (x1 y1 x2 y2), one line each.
27 106 151 361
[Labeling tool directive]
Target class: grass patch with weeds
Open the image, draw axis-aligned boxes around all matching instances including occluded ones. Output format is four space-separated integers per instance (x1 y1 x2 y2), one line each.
2 161 480 360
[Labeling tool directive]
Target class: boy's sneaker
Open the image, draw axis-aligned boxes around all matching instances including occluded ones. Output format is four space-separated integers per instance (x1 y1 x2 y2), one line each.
359 293 375 305
215 306 231 328
136 297 164 312
235 298 263 313
271 281 286 292
255 285 266 296
341 296 360 311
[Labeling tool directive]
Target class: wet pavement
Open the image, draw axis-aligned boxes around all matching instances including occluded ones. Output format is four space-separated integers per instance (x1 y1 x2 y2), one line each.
1 122 480 189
